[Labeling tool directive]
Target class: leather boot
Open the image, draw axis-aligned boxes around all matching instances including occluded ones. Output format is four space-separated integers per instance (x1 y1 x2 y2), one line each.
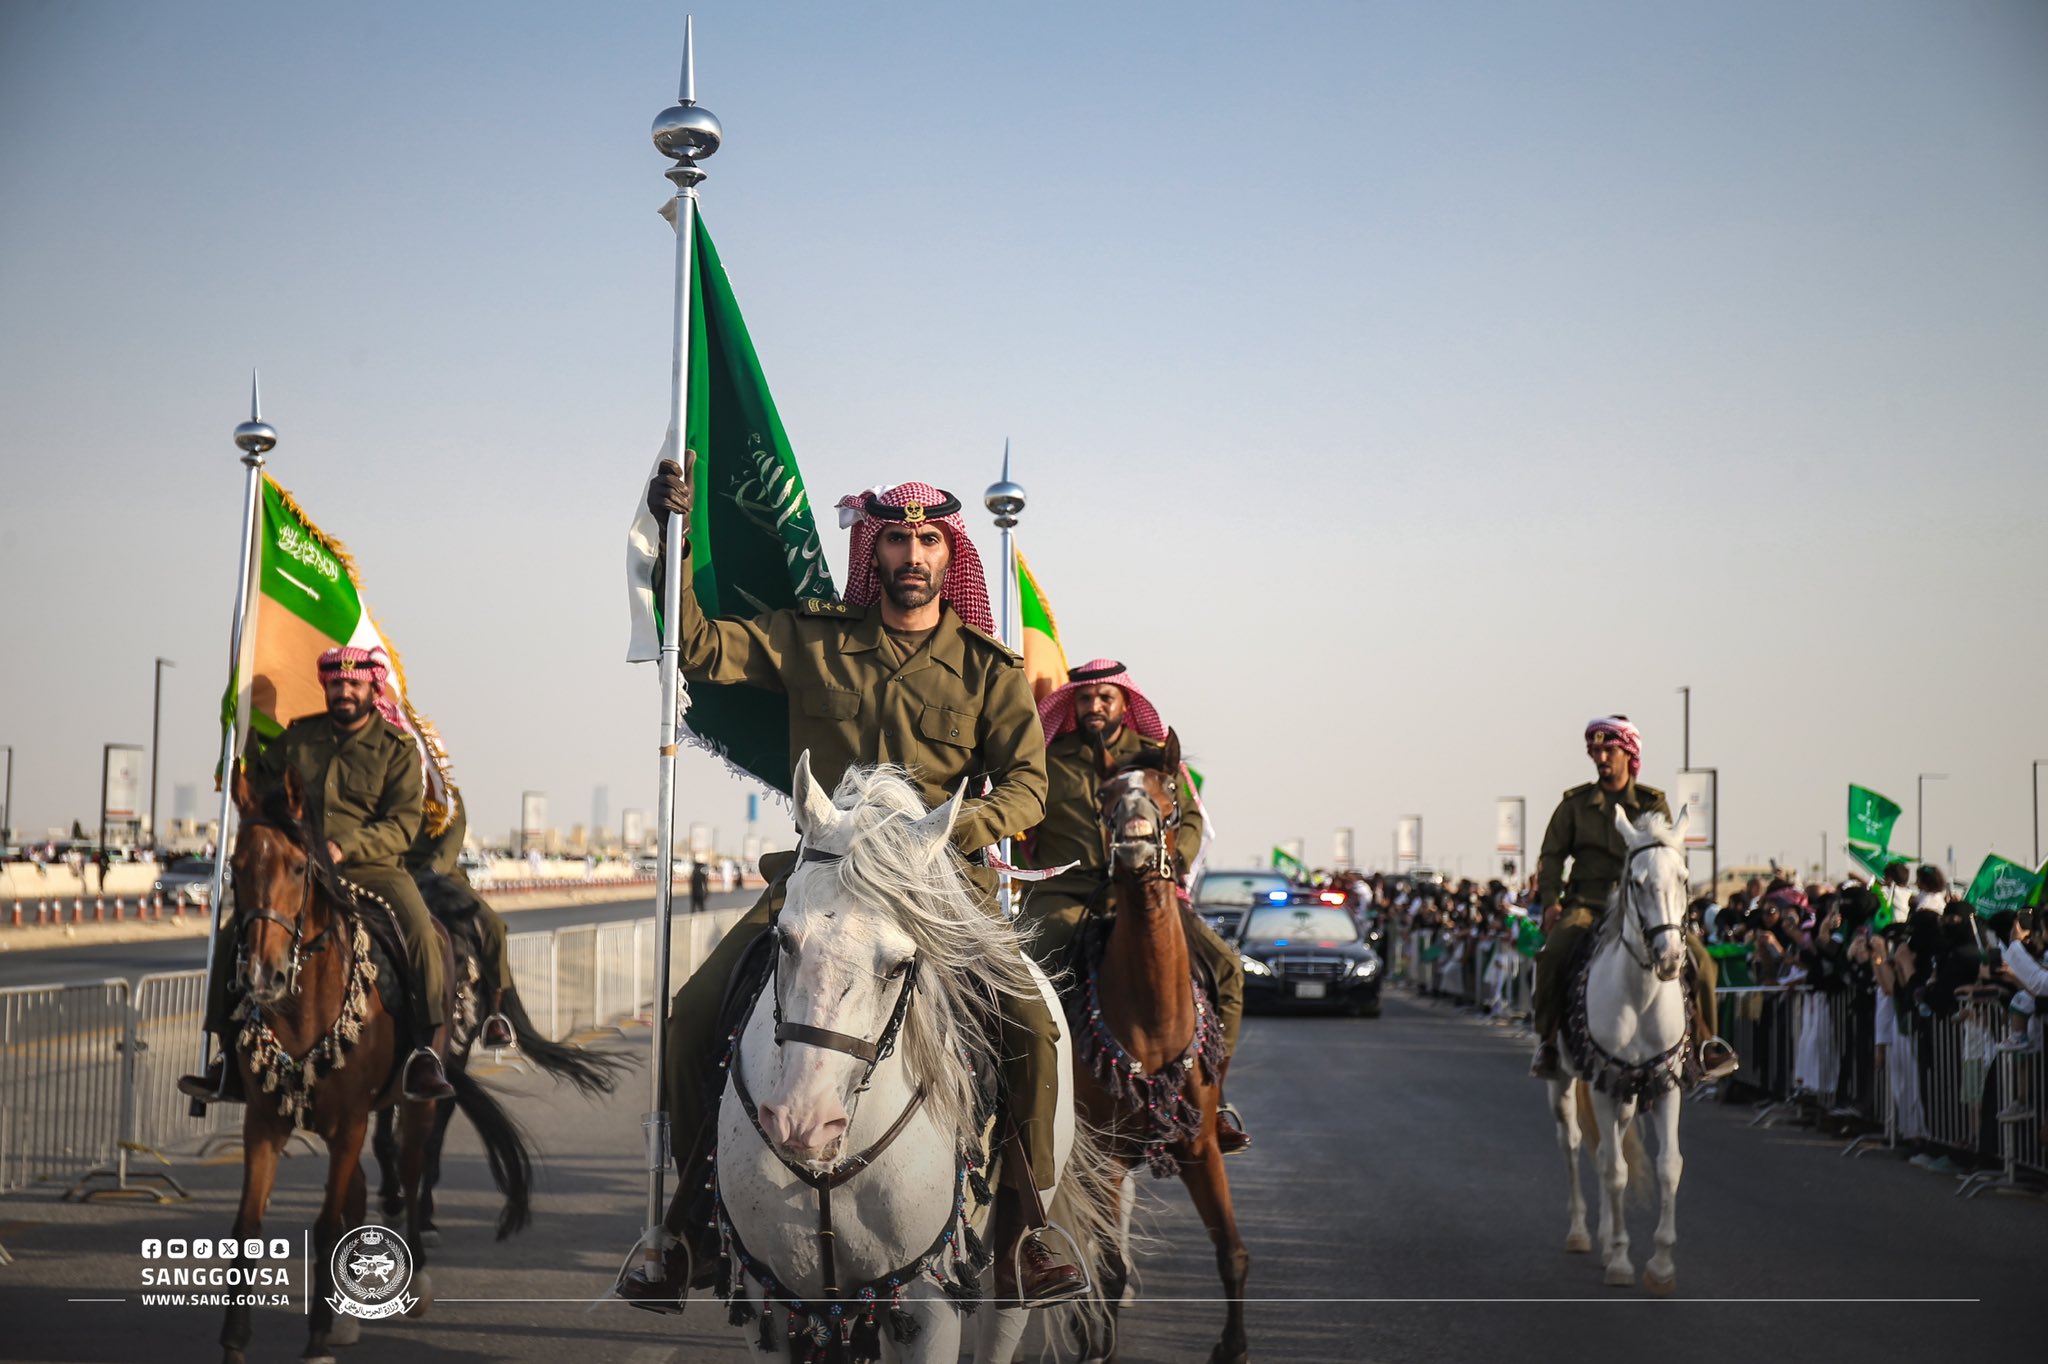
176 1054 245 1104
1216 1102 1252 1155
1018 1230 1086 1305
402 1047 457 1102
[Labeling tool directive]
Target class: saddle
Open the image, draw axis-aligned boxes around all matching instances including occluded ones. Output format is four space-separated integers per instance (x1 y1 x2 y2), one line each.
1060 891 1224 1020
335 876 456 1108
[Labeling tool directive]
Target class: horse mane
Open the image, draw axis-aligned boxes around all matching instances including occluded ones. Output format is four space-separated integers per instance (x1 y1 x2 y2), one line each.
812 764 1043 1149
241 782 358 928
1117 746 1174 776
1594 810 1684 950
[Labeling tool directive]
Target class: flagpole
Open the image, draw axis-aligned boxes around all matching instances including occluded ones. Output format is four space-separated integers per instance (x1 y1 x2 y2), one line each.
985 446 1025 919
642 13 721 1269
190 371 274 1115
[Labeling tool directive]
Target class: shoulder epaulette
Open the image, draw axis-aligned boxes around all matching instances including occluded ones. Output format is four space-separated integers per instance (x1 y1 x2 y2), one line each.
1563 782 1593 799
959 622 1022 662
1637 782 1666 801
798 597 862 619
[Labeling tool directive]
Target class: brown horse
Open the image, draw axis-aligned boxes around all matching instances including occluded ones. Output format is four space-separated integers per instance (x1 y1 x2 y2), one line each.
218 766 532 1364
1073 731 1249 1364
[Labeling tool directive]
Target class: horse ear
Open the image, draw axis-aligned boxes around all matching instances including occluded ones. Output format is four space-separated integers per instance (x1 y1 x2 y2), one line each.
1163 728 1182 775
1670 805 1690 843
230 762 258 819
1612 805 1639 845
906 778 967 858
281 765 308 822
791 750 837 841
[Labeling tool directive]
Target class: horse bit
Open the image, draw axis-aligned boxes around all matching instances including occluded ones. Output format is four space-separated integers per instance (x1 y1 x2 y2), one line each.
1103 769 1182 881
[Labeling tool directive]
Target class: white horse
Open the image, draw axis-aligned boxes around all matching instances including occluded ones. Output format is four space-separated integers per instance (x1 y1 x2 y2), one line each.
715 754 1110 1363
1547 807 1691 1295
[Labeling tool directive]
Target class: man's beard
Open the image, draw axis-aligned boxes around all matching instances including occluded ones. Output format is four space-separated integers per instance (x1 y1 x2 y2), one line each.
881 569 939 610
1080 713 1123 740
327 695 369 724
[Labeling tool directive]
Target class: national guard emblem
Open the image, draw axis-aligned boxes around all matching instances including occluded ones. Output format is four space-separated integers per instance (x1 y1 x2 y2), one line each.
328 1224 418 1320
901 503 926 524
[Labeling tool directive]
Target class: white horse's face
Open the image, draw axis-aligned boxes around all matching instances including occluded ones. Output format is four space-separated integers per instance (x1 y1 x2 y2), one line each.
1616 806 1690 982
756 877 919 1164
749 751 959 1166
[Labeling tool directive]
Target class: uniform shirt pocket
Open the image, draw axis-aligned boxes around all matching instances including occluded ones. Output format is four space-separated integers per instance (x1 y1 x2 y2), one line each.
918 705 975 749
800 685 861 722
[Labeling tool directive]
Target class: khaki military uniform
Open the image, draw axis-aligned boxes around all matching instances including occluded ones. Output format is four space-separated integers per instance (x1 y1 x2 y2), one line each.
1532 780 1715 1039
205 712 446 1037
1018 725 1243 1053
660 559 1055 1183
405 799 508 997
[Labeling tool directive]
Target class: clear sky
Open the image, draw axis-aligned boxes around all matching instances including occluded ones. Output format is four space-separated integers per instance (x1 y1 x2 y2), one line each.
3 1 2045 883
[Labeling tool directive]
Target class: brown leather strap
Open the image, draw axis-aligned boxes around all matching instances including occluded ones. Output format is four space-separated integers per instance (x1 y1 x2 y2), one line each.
773 1021 881 1063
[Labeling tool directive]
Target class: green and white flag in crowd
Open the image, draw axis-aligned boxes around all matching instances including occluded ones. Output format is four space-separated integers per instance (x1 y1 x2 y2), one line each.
221 476 456 831
1271 846 1306 877
1847 784 1902 851
1963 855 2044 915
1845 843 1909 882
626 213 835 796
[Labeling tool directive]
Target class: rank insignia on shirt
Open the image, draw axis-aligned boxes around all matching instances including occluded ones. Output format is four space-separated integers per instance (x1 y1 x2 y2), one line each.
800 598 858 617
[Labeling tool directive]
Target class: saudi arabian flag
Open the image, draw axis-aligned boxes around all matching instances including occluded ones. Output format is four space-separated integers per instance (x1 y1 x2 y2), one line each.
1512 912 1545 959
1015 548 1068 702
1271 846 1307 877
1847 784 1903 851
626 212 835 796
1963 855 2043 915
221 476 455 831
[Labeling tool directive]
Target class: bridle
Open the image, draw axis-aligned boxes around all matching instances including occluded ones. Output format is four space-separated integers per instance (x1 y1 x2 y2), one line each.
1101 766 1182 882
1616 840 1685 974
234 823 339 1000
726 838 931 1302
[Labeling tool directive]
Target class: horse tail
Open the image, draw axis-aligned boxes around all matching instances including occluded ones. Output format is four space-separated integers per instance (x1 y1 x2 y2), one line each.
1043 1113 1121 1345
501 989 630 1098
447 1057 534 1239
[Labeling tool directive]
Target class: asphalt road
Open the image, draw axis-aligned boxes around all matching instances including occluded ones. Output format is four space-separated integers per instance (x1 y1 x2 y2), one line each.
0 988 2030 1363
0 892 755 991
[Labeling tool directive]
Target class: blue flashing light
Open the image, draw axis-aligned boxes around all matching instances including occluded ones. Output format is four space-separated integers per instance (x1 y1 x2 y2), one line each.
1267 889 1289 902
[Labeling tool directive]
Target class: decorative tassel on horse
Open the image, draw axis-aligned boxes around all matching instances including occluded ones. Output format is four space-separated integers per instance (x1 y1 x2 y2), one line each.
1072 963 1221 1175
231 919 379 1129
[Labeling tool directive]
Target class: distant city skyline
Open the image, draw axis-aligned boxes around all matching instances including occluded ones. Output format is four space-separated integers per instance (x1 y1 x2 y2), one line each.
3 2 2045 883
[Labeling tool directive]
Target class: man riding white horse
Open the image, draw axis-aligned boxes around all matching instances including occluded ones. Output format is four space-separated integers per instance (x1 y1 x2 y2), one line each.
1015 658 1250 1152
618 457 1083 1309
1528 716 1736 1083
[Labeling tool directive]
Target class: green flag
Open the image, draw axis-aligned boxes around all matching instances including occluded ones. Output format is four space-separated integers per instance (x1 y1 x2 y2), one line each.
1845 842 1910 882
1963 854 2043 915
1184 766 1205 794
1271 847 1306 877
627 213 835 795
1846 785 1902 851
1512 914 1544 958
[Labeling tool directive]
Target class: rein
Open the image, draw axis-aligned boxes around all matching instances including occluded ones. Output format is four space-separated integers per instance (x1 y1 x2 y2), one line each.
235 828 340 1000
1613 841 1683 973
1101 766 1182 882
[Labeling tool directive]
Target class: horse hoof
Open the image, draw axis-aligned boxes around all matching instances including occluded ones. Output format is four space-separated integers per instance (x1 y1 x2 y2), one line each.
421 1227 440 1249
1643 1268 1676 1297
406 1271 432 1317
1564 1231 1592 1254
327 1316 361 1346
1603 1264 1634 1287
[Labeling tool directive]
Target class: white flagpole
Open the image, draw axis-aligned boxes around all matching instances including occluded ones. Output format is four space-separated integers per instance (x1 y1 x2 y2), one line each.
642 13 721 1270
984 445 1025 918
190 371 274 1114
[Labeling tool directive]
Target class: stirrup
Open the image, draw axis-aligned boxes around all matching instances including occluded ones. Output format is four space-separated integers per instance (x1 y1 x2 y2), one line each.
402 1046 455 1101
1696 1036 1739 1081
479 1013 515 1050
1013 1223 1092 1308
613 1229 691 1316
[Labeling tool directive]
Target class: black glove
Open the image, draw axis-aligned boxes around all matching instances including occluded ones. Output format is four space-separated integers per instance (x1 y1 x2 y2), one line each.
647 453 694 523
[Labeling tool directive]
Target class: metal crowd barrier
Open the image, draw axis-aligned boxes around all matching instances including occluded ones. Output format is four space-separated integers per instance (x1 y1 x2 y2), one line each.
0 905 752 1229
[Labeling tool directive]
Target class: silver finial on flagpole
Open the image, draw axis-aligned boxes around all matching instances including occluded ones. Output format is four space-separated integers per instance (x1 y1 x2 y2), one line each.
652 16 721 185
234 369 276 460
985 439 1025 529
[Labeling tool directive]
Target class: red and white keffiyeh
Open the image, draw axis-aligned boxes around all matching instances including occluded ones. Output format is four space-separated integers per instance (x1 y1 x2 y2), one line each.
319 645 405 732
1584 715 1643 777
834 482 995 635
1037 658 1166 745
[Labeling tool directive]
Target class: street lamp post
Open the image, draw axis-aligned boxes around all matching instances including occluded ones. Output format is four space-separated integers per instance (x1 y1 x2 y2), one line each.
150 658 174 849
1 744 11 848
1917 772 1947 868
2031 757 2048 864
